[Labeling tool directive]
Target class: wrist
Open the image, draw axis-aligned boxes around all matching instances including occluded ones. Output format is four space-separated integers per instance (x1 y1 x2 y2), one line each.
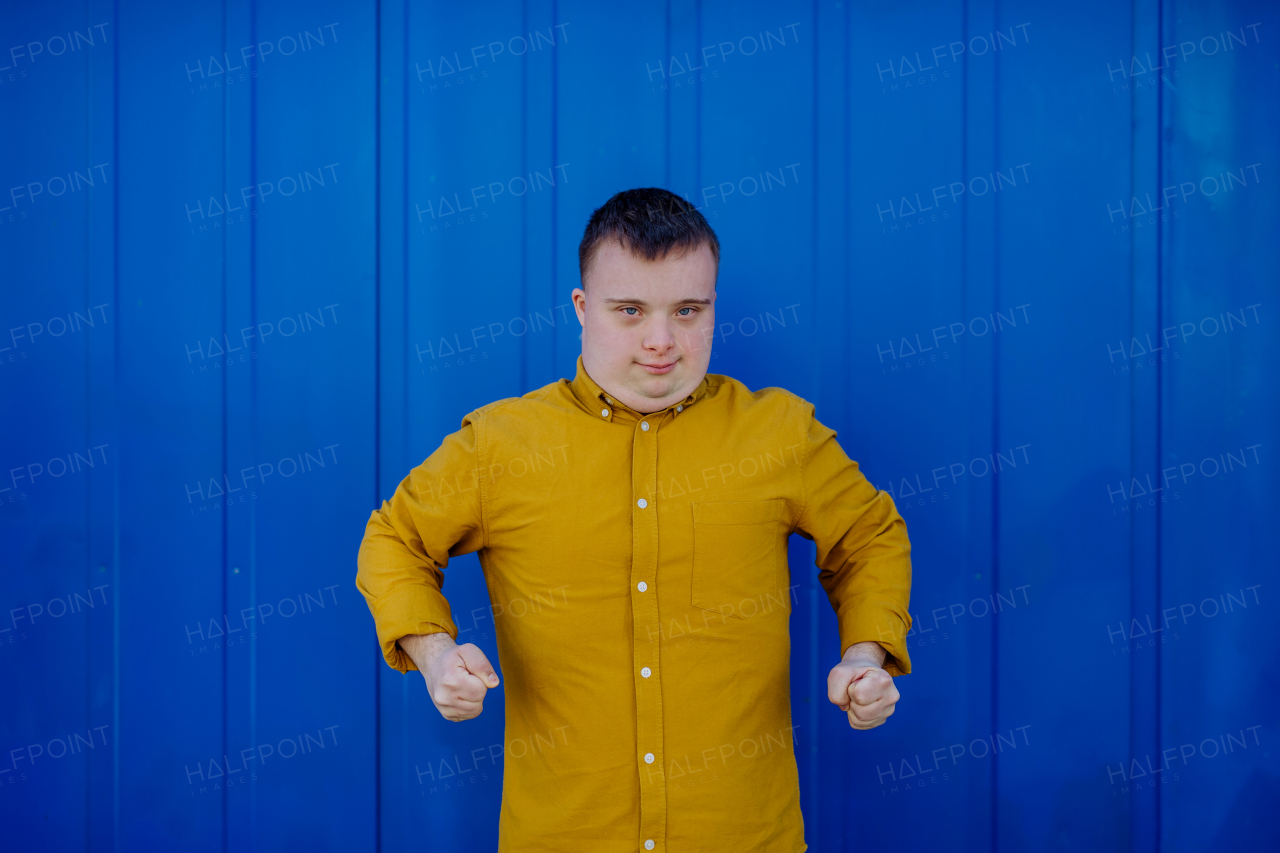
842 641 887 669
400 631 456 671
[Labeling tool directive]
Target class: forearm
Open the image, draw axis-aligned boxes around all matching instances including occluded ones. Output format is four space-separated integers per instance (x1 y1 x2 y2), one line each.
799 424 913 674
842 641 887 668
357 504 464 672
399 631 457 672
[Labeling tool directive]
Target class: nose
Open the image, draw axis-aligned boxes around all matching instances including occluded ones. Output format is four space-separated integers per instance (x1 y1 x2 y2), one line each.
642 316 677 355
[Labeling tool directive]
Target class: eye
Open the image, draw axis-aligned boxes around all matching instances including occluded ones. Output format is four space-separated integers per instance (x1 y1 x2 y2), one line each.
677 307 695 316
622 306 639 316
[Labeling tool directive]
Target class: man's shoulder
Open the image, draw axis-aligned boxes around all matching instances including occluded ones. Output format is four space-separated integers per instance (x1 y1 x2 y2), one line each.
705 372 814 417
459 378 575 427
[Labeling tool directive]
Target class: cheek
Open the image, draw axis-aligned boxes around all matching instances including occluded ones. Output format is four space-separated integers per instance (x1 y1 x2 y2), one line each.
589 320 639 354
587 313 630 341
680 320 714 352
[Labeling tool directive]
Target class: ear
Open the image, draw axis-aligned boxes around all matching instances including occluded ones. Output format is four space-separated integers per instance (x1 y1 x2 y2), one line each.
571 288 587 325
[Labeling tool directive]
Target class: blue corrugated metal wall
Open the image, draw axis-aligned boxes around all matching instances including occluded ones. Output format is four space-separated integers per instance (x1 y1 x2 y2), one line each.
2 1 1277 850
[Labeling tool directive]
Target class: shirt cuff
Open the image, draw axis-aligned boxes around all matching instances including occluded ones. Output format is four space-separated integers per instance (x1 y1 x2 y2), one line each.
369 584 458 673
837 605 913 676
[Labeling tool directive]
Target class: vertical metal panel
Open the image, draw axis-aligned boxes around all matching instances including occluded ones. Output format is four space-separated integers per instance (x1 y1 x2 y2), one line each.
244 0 379 849
844 1 978 849
85 2 122 847
995 1 1137 849
1125 0 1164 848
0 2 103 849
1159 1 1280 850
113 0 231 846
808 1 847 846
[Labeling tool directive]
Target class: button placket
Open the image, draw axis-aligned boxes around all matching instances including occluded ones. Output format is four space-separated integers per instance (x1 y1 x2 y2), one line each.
630 411 666 850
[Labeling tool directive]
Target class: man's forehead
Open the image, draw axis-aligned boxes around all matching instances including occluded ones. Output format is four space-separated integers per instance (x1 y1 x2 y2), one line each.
585 241 717 294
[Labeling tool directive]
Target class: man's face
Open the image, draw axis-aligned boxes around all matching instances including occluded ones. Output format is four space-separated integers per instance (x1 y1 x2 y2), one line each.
572 240 717 414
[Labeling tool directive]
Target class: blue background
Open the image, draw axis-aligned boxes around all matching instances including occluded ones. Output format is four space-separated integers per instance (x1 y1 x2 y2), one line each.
2 1 1277 850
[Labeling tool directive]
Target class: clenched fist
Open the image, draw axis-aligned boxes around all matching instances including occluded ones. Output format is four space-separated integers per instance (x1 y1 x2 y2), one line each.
827 641 900 730
400 633 500 722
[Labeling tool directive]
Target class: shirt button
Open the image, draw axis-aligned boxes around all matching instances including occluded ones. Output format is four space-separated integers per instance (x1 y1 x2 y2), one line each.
676 405 683 412
637 581 647 592
601 408 610 418
644 753 654 764
637 498 647 509
641 667 651 678
641 421 649 431
645 841 655 850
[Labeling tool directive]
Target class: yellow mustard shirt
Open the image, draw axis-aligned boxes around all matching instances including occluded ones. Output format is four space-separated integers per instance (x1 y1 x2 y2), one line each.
357 355 913 853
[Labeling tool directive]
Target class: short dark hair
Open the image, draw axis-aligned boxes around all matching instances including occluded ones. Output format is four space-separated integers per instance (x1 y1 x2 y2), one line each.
578 188 720 284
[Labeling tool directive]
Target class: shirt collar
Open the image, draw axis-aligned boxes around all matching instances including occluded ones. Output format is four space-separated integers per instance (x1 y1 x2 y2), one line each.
568 355 708 422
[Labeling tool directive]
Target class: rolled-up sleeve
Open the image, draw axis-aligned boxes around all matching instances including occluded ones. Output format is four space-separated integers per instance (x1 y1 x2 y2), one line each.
793 406 913 675
356 413 487 672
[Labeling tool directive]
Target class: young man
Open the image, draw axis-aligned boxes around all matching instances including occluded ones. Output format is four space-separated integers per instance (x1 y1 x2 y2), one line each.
356 188 912 852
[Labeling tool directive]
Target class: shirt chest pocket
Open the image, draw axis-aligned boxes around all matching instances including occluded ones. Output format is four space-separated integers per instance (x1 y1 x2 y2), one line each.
691 500 787 618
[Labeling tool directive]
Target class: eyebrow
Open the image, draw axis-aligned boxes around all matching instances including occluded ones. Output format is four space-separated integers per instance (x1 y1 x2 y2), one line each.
602 297 713 305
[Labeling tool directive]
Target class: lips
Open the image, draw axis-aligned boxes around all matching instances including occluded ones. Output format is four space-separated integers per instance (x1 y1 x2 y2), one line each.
638 361 677 375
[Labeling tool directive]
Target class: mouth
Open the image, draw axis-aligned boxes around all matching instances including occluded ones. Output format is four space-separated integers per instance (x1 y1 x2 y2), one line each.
637 360 678 375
